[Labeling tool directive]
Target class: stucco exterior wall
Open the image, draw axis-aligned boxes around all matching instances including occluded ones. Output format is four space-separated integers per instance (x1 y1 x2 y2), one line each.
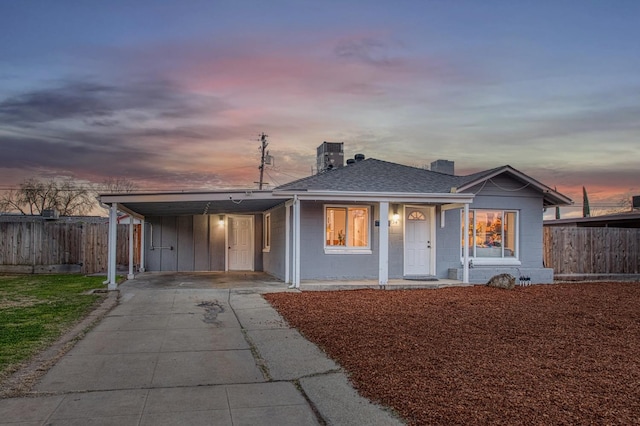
435 207 463 279
299 201 381 280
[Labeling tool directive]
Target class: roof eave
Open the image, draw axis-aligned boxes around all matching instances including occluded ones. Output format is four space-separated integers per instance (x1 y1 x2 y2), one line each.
99 190 287 204
275 190 475 204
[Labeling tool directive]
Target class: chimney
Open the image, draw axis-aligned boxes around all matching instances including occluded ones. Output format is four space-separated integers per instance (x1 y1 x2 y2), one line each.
430 159 455 175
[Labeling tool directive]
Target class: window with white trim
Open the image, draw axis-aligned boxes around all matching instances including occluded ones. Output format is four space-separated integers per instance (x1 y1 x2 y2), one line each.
325 206 370 249
462 210 517 259
263 213 271 251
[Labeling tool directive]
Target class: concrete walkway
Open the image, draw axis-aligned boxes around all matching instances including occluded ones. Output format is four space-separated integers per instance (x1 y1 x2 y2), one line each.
0 274 404 425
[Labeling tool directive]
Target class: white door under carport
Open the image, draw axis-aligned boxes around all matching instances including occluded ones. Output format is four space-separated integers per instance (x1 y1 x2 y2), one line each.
228 215 254 271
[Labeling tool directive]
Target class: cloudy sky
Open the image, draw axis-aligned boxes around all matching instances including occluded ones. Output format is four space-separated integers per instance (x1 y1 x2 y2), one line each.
1 1 638 216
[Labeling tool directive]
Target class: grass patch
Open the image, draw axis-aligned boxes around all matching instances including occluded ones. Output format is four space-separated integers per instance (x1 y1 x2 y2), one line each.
0 274 107 377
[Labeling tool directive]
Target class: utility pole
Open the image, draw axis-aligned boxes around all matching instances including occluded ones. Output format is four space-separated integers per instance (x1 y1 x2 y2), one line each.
258 133 268 190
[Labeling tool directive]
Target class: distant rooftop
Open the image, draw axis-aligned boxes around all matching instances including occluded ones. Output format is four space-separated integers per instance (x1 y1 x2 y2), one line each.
544 211 640 228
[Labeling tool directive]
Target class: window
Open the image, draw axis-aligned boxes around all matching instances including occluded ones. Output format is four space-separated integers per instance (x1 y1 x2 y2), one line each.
263 213 271 251
408 211 426 221
325 206 370 250
462 210 517 259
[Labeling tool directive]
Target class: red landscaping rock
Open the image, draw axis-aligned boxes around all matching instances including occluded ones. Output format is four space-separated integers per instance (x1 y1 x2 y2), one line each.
265 283 640 425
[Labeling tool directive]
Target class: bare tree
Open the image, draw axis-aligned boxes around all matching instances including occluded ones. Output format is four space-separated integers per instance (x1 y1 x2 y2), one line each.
0 178 95 216
101 177 138 193
0 189 29 214
616 193 633 212
592 192 634 216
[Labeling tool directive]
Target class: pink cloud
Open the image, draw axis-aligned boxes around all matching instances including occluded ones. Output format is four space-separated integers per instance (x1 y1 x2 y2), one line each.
156 32 451 106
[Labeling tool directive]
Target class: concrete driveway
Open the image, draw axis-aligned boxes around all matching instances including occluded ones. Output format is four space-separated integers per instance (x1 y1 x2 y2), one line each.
122 271 285 290
0 273 403 425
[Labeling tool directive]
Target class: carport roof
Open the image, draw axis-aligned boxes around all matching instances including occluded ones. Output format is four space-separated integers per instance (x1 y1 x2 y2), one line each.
99 190 290 218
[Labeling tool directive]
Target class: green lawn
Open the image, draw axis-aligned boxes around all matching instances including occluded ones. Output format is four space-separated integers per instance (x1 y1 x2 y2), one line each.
0 274 107 377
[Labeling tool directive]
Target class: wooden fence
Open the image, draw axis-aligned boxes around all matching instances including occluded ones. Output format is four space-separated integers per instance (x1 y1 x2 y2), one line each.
0 221 139 275
543 226 640 274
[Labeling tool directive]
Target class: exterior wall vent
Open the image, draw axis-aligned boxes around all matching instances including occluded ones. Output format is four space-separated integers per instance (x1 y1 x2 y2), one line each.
42 209 59 220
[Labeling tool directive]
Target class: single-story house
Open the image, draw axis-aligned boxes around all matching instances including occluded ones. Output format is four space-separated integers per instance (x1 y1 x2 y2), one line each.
99 157 572 289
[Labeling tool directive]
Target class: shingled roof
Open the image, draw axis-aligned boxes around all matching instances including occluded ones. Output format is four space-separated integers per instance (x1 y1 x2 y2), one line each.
275 158 479 193
274 158 500 193
274 158 572 207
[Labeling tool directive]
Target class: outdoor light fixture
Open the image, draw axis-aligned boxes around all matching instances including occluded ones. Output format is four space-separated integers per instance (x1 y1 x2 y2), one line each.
392 205 400 224
218 215 224 226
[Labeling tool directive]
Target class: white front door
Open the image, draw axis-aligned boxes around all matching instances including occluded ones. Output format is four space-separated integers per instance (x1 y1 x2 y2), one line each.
404 207 431 276
228 216 254 271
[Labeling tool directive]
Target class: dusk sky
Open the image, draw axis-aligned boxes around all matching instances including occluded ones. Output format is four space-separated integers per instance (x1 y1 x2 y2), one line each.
1 1 639 217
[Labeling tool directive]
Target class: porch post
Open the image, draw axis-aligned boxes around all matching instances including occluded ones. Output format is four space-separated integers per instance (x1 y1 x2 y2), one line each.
378 202 389 287
107 203 118 290
284 200 292 284
463 203 469 284
127 218 135 279
293 196 301 288
139 219 146 272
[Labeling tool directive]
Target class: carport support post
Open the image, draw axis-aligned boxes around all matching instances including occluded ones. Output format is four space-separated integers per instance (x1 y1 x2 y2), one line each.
284 200 292 284
139 219 146 272
127 218 135 280
293 196 301 288
107 203 118 290
378 201 389 286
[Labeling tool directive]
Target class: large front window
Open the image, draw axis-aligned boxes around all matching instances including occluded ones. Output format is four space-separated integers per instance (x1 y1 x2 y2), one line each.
462 210 517 258
325 206 370 249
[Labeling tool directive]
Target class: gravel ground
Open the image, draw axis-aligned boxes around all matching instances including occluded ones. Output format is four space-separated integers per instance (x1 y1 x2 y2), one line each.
265 283 640 425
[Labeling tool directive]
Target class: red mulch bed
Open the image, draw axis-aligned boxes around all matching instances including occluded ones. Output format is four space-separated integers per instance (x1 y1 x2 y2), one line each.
264 283 640 425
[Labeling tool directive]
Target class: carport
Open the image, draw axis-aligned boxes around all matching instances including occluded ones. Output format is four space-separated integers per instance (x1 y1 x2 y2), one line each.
99 190 293 290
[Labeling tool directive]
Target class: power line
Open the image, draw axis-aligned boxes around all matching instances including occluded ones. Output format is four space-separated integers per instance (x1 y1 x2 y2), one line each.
264 169 281 187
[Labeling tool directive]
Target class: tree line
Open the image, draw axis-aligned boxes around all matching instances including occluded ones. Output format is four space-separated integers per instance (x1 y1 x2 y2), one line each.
0 178 137 216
